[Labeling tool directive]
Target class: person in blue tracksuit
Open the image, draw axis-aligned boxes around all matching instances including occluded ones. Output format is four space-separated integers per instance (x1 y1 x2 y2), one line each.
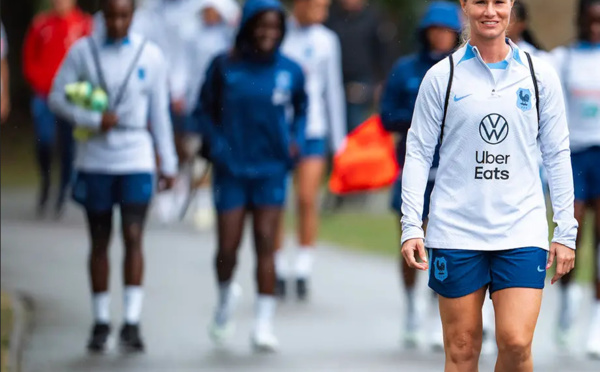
379 1 462 350
195 0 307 352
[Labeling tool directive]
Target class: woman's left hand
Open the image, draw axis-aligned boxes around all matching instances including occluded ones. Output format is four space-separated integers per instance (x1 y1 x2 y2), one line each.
547 242 576 285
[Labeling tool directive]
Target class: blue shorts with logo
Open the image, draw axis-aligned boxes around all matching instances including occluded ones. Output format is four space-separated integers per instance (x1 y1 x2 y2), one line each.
72 172 154 213
391 176 435 220
428 247 547 299
212 171 288 212
301 138 328 158
571 146 600 201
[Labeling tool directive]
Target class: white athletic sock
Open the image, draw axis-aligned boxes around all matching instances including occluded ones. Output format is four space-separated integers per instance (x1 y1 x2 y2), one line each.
255 295 276 331
405 287 417 332
215 281 232 325
123 286 144 325
559 283 583 330
275 250 288 279
294 246 314 278
92 292 110 324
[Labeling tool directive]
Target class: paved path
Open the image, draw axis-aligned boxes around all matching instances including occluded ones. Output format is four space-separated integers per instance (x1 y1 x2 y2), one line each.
1 190 599 372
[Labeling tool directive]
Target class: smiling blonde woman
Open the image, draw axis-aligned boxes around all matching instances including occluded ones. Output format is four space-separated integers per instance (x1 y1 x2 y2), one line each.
400 0 578 371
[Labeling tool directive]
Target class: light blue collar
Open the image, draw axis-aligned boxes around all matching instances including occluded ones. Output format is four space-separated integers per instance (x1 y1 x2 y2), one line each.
458 38 524 67
575 41 600 50
104 36 131 46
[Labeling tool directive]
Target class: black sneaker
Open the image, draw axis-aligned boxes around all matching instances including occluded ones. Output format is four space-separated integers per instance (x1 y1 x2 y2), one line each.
296 278 309 301
119 323 145 353
87 323 111 353
275 277 286 299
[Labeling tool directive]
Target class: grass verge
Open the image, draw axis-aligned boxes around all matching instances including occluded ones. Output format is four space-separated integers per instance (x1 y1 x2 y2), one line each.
1 292 13 372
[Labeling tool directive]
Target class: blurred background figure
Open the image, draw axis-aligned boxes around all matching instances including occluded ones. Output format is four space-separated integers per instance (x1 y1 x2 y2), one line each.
130 0 196 224
49 0 177 353
1 22 10 124
22 0 93 218
176 0 240 229
379 1 465 352
198 0 307 351
507 0 546 56
549 0 600 358
325 0 393 133
275 0 346 301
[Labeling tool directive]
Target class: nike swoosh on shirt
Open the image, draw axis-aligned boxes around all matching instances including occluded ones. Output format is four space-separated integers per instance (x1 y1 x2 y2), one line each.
537 266 545 272
453 94 472 102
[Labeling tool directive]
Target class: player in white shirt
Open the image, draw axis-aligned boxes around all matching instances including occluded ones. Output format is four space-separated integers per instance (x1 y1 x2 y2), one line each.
549 0 600 358
401 1 577 370
275 0 346 300
506 1 546 57
49 0 177 353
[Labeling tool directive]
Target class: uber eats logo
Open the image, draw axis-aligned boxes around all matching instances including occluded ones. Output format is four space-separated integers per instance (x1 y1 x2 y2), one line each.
475 113 510 180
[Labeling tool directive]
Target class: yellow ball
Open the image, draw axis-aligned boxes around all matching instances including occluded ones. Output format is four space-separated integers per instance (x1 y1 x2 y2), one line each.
73 127 94 142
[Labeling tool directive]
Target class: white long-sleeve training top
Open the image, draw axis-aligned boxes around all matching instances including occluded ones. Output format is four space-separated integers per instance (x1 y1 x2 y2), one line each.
181 0 239 115
48 31 178 176
550 43 600 153
130 0 196 101
401 40 578 251
281 18 346 152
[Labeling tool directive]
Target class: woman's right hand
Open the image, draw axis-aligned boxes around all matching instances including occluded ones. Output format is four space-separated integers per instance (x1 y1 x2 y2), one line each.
401 238 429 271
100 112 118 132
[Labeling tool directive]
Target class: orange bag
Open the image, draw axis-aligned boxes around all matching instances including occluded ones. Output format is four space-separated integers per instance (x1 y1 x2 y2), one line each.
329 114 400 195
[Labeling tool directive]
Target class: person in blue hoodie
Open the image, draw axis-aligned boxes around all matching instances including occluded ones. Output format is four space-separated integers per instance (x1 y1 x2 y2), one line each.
195 0 307 352
380 1 463 350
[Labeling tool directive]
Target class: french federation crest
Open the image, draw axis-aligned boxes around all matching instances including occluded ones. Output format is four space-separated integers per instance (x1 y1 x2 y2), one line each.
434 257 448 282
516 88 532 112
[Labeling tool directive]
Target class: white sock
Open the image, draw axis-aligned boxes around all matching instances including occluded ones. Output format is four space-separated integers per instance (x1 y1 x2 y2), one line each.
123 286 144 325
92 292 110 324
275 250 288 279
294 247 314 278
405 287 417 332
215 281 232 325
255 295 276 331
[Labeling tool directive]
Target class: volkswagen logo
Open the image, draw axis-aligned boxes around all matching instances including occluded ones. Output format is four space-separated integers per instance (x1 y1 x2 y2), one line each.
479 113 509 145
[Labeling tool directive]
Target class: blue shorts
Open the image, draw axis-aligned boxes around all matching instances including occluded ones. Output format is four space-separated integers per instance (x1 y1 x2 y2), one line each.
391 176 435 220
212 171 288 212
171 111 198 134
301 138 327 158
571 146 600 201
72 172 154 212
428 247 547 299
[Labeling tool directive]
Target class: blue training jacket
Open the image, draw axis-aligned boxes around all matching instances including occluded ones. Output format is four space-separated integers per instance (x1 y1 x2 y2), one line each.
195 0 308 178
380 1 462 170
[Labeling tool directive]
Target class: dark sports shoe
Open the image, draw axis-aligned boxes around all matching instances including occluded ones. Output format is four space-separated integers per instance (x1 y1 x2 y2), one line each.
87 323 111 353
296 278 309 301
275 277 286 299
119 323 145 353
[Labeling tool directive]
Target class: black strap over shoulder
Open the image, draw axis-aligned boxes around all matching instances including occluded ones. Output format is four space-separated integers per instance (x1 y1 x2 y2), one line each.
524 51 540 126
440 54 454 144
88 38 147 110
